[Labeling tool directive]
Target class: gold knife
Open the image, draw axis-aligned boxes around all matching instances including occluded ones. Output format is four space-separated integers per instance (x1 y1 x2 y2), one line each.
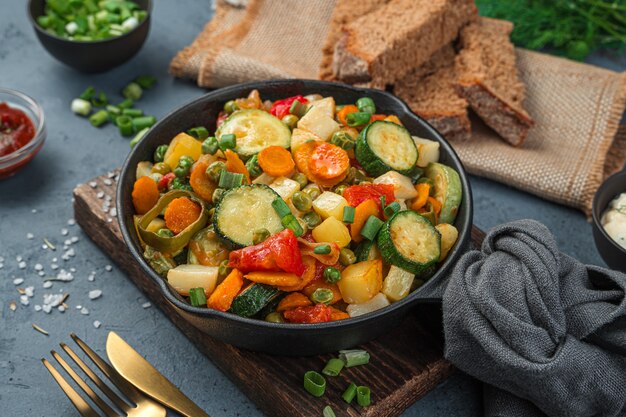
106 331 211 417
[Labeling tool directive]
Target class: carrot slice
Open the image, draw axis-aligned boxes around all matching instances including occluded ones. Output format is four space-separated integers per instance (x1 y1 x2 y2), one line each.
337 104 358 127
302 280 342 304
329 306 350 321
132 176 160 215
189 160 216 202
276 292 312 312
293 141 317 177
308 143 349 180
244 271 301 287
207 269 244 312
277 256 317 291
410 183 430 211
164 197 202 234
258 146 295 177
224 149 251 183
427 196 442 223
350 199 380 243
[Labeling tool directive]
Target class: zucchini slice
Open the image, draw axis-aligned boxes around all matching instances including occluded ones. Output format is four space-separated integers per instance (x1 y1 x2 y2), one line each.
229 283 282 318
216 109 291 157
356 121 418 176
214 185 284 248
424 162 462 224
377 210 440 274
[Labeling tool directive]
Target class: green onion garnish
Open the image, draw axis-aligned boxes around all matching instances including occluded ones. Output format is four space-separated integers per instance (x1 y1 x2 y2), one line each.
313 244 331 255
341 383 357 404
310 288 334 305
323 266 341 284
122 82 143 101
71 98 92 116
321 358 345 376
106 104 121 115
360 216 384 241
218 171 244 189
135 75 157 89
383 201 401 218
116 115 133 136
122 108 143 117
118 98 134 109
272 198 292 218
132 115 156 131
219 133 237 151
245 154 262 177
289 99 308 118
79 86 96 100
346 111 371 127
201 137 219 155
342 206 355 224
303 371 326 397
129 128 149 148
339 349 370 367
89 110 109 127
281 214 303 237
356 386 371 407
322 405 336 417
188 288 207 307
91 91 108 107
188 126 210 140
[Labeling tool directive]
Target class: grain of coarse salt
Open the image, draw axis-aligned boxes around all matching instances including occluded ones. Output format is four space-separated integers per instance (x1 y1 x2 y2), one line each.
50 263 58 270
43 281 53 289
105 265 112 272
103 179 113 186
16 255 23 262
20 295 29 306
107 218 113 223
93 320 101 329
42 305 52 314
32 209 37 213
67 219 76 226
13 278 24 285
18 261 26 269
89 289 102 300
142 302 152 309
61 228 69 236
43 293 64 307
70 236 79 243
96 191 105 199
55 269 74 282
107 171 116 179
27 233 34 240
58 305 66 313
80 307 89 315
0 263 3 269
34 305 42 312
34 263 43 271
25 286 35 297
38 271 45 277
110 208 117 217
89 181 98 188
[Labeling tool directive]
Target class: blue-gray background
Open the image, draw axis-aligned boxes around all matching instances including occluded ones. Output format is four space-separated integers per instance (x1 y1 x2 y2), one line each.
1 1 624 415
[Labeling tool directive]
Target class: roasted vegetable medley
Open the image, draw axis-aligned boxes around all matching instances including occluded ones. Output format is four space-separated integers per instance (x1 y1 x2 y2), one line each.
131 90 462 323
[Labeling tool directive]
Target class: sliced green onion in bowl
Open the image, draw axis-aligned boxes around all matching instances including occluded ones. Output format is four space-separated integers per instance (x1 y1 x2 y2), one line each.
189 287 207 307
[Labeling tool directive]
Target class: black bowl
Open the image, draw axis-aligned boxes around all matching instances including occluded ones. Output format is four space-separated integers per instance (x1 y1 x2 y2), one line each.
592 170 626 273
28 0 151 73
117 80 474 356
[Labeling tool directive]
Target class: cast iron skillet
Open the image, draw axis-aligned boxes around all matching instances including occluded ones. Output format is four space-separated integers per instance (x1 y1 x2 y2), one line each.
117 80 473 356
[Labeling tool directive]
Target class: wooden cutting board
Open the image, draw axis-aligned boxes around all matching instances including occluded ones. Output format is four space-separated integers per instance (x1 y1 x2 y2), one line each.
73 172 484 417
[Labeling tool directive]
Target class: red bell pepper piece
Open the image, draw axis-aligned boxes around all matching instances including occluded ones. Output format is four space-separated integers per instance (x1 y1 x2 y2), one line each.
270 95 308 120
228 229 306 276
216 111 229 128
343 184 395 212
158 172 176 191
283 304 332 323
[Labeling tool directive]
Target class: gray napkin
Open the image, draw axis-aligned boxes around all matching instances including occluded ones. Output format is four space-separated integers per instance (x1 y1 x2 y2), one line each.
442 219 626 417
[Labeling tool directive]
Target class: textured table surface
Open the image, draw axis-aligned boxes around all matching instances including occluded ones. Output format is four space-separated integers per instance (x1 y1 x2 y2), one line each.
1 1 625 416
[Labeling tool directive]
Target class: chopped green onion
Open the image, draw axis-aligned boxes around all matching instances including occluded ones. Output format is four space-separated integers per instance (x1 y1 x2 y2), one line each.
219 133 237 151
360 216 384 241
346 112 371 127
79 86 96 100
342 206 355 224
322 358 345 377
272 198 292 218
91 92 108 107
71 98 92 116
342 383 357 404
245 154 262 177
132 116 157 131
314 244 331 255
281 214 303 237
289 99 308 118
383 201 401 218
154 144 168 163
122 108 143 117
322 406 336 417
122 82 142 101
118 98 134 109
330 131 356 151
252 228 271 245
206 161 225 183
310 288 334 305
188 288 207 307
129 128 149 148
356 386 371 407
187 126 210 140
106 104 121 115
202 137 219 155
356 97 376 114
135 75 157 89
116 115 133 136
218 171 244 189
303 371 326 397
89 110 109 127
339 349 370 367
323 266 341 284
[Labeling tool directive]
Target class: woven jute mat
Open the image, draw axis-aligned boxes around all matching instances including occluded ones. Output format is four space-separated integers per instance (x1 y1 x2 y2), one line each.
170 0 626 216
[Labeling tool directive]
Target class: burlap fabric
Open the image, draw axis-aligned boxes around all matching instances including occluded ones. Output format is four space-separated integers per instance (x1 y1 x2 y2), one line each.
170 0 626 216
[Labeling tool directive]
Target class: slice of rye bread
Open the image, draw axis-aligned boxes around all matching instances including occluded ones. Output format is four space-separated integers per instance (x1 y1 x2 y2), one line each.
319 0 391 81
331 0 477 86
394 45 471 142
455 17 534 146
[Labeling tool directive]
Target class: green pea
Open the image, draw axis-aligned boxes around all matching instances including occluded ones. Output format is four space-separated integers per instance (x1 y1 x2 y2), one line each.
151 162 171 175
218 259 231 279
292 172 308 189
346 111 371 127
219 134 237 151
156 228 174 238
206 161 226 183
323 266 341 284
330 131 356 151
265 312 284 323
310 288 334 305
356 97 376 114
303 186 321 201
333 184 348 196
302 211 322 228
339 248 356 266
174 155 194 178
202 137 219 155
252 228 271 245
282 114 299 129
153 144 168 163
212 188 227 205
224 100 239 114
246 154 262 177
292 191 312 212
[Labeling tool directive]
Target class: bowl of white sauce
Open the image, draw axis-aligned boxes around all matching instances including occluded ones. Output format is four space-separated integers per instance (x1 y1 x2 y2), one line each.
592 170 626 272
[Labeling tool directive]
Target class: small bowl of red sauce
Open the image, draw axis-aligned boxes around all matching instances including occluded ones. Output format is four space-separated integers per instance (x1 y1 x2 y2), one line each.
0 88 46 179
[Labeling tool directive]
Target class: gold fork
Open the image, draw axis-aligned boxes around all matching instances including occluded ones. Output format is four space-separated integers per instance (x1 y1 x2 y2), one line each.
42 333 166 417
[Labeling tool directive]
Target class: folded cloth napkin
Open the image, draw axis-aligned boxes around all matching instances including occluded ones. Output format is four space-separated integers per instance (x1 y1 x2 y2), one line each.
443 219 626 417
